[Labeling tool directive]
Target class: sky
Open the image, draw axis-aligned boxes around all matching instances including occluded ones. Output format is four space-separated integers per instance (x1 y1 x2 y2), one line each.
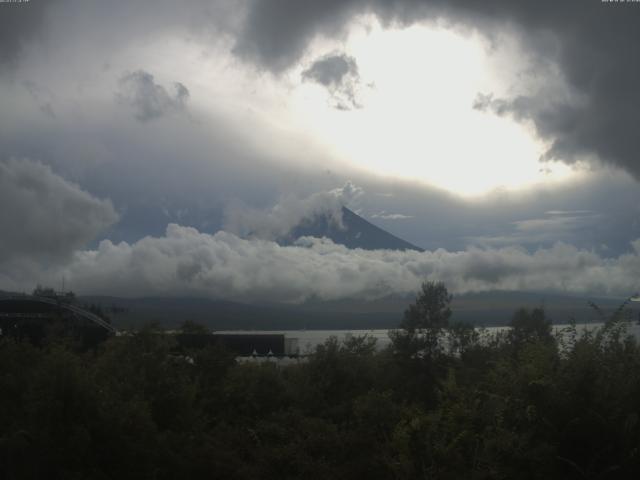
2 0 640 302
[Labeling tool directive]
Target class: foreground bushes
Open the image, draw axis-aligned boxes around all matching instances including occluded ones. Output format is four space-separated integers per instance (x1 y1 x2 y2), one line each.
1 314 640 479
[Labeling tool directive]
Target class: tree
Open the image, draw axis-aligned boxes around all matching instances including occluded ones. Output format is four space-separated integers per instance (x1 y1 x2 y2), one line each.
391 281 453 359
400 281 453 333
179 320 210 335
509 307 552 345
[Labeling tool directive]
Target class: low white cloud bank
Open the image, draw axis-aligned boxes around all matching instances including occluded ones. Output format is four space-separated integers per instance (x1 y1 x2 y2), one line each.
9 224 638 302
2 168 638 301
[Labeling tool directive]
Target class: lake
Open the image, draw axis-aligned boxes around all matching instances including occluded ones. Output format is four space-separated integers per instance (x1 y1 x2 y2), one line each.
219 321 640 357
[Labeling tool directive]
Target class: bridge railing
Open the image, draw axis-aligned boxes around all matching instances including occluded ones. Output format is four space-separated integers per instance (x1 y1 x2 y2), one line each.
3 295 117 334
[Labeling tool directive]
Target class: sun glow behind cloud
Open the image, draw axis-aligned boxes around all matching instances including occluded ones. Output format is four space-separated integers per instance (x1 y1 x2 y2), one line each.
290 18 576 196
57 17 582 199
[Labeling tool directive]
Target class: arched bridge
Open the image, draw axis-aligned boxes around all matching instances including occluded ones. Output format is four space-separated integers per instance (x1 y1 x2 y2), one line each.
0 295 117 334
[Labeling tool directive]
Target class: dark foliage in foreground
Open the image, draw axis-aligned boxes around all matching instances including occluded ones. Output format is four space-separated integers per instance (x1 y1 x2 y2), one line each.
1 284 640 479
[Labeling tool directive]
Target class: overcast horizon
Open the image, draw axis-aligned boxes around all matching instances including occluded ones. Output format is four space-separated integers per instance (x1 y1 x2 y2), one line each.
2 0 640 302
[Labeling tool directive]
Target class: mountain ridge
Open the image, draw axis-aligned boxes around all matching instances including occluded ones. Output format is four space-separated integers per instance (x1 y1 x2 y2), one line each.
284 206 424 251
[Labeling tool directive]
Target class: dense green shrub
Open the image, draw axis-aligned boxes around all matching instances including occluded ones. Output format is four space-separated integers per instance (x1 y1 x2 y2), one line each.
2 297 640 479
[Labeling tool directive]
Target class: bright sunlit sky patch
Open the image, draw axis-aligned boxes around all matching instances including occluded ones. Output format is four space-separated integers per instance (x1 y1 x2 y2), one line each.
77 17 581 198
288 18 576 196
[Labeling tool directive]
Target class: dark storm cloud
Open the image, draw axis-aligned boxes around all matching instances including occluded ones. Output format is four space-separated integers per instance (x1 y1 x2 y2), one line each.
233 0 362 72
22 80 56 118
302 53 362 109
0 1 50 70
237 0 640 178
116 70 189 122
0 158 118 267
303 53 358 87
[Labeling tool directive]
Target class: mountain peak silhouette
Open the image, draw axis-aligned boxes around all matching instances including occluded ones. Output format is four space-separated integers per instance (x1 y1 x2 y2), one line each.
284 206 423 251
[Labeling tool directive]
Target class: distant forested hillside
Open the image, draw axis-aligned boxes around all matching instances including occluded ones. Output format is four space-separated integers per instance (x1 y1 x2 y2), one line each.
76 291 635 330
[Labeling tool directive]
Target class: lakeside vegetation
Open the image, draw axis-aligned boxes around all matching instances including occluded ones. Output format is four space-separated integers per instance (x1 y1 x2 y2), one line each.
2 282 640 479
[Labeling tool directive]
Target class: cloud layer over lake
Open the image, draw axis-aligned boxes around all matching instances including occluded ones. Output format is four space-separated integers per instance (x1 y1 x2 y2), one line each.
2 221 638 302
